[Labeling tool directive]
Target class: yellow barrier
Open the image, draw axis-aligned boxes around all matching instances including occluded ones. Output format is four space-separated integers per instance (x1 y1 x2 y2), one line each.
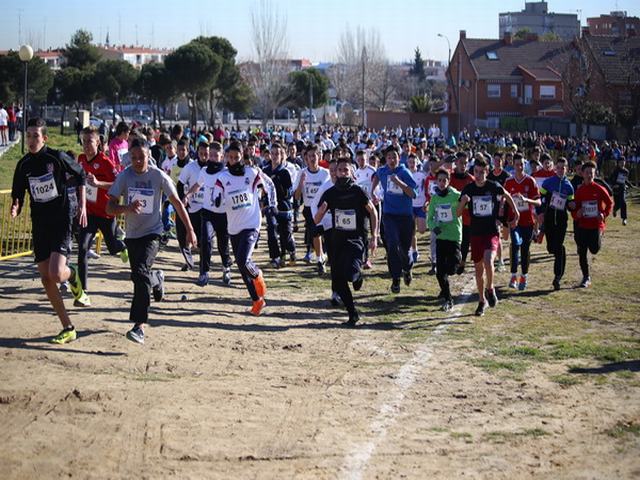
0 189 33 261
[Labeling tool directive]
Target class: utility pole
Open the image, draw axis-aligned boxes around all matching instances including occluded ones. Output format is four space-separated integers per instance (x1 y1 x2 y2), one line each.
361 46 367 128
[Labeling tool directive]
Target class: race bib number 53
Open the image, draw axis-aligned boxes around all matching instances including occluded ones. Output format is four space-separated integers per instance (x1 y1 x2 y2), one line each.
127 187 154 214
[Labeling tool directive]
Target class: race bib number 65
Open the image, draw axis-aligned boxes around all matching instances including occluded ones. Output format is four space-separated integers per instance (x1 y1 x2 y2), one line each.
335 209 357 231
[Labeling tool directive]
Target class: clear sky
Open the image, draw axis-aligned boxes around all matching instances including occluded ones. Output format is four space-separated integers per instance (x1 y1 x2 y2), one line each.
2 0 638 63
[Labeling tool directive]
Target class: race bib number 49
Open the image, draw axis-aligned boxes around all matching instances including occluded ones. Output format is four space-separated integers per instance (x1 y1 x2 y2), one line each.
472 195 493 217
29 173 59 203
127 187 154 214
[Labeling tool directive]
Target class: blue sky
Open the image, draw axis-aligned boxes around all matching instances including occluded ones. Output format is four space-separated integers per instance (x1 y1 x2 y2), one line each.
2 0 638 63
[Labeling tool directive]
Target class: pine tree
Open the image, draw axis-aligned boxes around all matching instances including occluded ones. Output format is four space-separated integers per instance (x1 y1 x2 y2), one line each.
409 47 426 83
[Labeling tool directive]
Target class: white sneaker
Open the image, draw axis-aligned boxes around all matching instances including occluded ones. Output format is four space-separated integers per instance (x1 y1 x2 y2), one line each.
87 249 100 259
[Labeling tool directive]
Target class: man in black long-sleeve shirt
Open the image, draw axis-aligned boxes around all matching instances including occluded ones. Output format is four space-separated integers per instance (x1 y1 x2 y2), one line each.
11 118 88 344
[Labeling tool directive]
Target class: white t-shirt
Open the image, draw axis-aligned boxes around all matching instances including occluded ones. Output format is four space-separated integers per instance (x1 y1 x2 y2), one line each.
0 108 8 126
411 170 427 208
301 167 330 206
312 178 334 231
214 167 267 235
160 155 178 176
354 165 376 199
178 161 205 213
197 167 227 213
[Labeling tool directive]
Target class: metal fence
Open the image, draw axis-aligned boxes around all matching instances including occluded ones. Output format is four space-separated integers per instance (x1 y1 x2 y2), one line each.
0 190 33 261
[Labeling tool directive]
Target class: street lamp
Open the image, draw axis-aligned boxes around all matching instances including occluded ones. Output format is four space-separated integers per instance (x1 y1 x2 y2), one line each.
437 33 451 66
18 44 33 154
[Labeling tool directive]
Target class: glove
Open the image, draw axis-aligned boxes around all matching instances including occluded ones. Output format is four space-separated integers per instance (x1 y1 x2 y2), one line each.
433 226 442 235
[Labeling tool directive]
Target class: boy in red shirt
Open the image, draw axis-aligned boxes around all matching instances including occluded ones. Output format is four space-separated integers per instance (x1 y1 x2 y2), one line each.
449 151 474 274
572 161 613 287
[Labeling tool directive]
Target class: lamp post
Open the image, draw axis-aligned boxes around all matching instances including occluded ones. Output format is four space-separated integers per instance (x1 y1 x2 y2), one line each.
437 33 451 66
18 44 33 154
361 46 367 128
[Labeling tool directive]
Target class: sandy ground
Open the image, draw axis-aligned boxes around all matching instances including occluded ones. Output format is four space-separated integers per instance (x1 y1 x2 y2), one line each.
0 241 639 480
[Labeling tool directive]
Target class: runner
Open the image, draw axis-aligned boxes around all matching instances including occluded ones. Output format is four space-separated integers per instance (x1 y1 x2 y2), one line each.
449 151 475 274
424 156 441 274
407 153 428 268
295 144 330 272
77 126 128 306
173 139 195 271
608 156 631 226
488 152 510 272
370 145 418 294
504 154 541 290
262 141 296 267
212 142 275 316
314 158 379 326
10 118 88 344
572 161 613 287
426 168 462 311
354 149 379 269
106 139 197 344
457 158 519 316
538 157 575 291
184 141 232 286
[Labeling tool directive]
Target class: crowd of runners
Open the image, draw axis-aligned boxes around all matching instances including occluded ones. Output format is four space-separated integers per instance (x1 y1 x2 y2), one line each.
10 119 635 344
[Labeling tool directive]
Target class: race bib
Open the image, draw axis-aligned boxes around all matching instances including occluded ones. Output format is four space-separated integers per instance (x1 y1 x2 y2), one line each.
335 209 357 231
86 184 98 203
67 187 78 213
436 204 453 223
29 173 59 203
515 196 529 212
305 183 320 200
550 191 566 210
193 187 205 204
472 195 493 217
230 189 253 210
127 187 154 215
617 173 627 185
387 176 403 195
358 182 371 197
582 200 598 218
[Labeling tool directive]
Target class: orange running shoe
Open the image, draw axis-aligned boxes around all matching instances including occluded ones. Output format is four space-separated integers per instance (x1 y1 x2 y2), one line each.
253 273 267 298
250 298 266 316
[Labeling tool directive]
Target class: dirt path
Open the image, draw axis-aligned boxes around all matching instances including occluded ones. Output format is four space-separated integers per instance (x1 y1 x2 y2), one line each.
0 240 638 479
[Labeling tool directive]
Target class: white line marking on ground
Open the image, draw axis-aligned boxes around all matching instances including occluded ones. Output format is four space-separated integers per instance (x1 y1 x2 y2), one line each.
340 278 476 480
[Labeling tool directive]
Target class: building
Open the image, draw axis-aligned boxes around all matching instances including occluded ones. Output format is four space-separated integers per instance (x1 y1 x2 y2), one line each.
97 45 172 69
446 30 573 129
35 50 64 70
499 1 580 41
587 11 640 37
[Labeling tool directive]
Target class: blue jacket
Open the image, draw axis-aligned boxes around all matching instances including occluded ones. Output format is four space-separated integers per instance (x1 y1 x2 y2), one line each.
375 164 417 216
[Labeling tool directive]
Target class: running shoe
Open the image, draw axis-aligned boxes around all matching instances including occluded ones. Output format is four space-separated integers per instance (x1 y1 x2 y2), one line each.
73 292 91 307
317 260 326 276
87 249 100 259
353 273 364 291
391 278 401 294
120 248 129 263
518 276 528 291
343 310 360 328
152 270 165 301
288 253 297 265
270 258 282 269
303 252 312 264
222 267 231 286
580 276 591 288
50 326 77 344
441 298 454 312
59 281 69 293
196 272 209 287
250 298 266 316
330 292 341 306
552 276 561 291
623 219 628 226
68 264 85 301
486 288 498 308
475 301 486 317
126 325 145 344
403 269 413 287
509 275 518 289
253 273 267 298
427 264 436 276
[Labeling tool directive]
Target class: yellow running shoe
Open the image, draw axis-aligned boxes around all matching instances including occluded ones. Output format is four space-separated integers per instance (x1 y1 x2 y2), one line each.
50 327 77 344
73 292 91 307
68 264 85 301
120 248 129 263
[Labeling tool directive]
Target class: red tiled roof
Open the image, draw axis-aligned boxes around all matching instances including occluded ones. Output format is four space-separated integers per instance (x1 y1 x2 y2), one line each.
582 35 640 85
517 65 561 81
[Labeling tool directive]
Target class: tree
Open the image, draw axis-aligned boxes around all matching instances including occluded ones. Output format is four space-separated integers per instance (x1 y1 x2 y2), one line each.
0 51 53 105
221 81 255 128
191 36 243 127
287 68 329 112
94 60 139 119
165 42 221 127
409 47 426 84
540 31 561 42
63 30 101 69
135 62 177 125
514 28 532 40
53 66 95 133
245 0 290 126
408 93 442 113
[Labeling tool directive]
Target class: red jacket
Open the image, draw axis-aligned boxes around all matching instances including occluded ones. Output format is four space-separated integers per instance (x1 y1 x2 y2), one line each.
572 181 613 230
79 152 119 219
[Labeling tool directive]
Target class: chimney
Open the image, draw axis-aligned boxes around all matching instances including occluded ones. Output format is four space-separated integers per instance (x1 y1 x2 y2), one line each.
504 31 513 45
460 30 466 40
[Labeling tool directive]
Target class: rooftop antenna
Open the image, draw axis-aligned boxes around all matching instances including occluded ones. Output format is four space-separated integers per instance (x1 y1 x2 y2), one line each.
135 24 139 45
118 14 122 44
18 9 23 45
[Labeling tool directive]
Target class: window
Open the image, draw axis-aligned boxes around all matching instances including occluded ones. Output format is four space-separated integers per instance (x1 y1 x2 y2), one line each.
486 51 498 60
511 84 518 98
540 85 556 99
487 84 501 98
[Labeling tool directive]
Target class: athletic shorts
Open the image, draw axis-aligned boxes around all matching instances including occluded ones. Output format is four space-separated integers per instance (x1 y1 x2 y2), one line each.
32 215 73 263
0 125 7 131
412 206 426 219
470 233 500 263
